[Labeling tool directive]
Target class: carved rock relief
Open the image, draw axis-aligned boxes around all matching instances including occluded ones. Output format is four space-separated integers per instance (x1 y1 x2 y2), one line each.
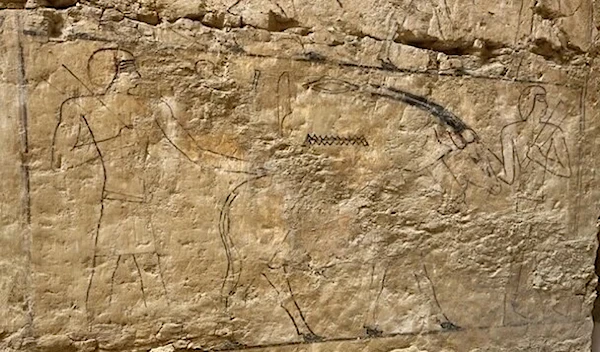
0 3 597 352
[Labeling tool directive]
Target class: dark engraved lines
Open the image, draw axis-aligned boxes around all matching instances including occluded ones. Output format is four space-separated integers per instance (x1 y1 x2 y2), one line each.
493 85 572 211
80 114 108 318
16 14 31 226
304 76 474 139
172 320 582 351
422 264 461 331
370 84 470 135
303 134 369 147
38 35 585 351
41 24 585 90
277 72 293 136
15 13 33 332
303 76 359 94
219 175 268 309
51 48 222 325
302 77 575 206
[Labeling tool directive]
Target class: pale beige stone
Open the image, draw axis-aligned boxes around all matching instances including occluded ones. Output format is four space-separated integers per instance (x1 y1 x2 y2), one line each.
149 345 175 352
0 1 598 351
388 348 429 352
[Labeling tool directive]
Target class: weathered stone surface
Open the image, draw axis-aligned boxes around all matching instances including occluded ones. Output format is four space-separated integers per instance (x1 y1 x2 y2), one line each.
0 1 598 351
41 0 77 8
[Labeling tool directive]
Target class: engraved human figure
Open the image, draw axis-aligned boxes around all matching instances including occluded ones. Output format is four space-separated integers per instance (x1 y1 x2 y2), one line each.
290 77 495 332
401 119 501 213
496 85 571 211
52 48 252 322
219 75 471 344
317 77 501 212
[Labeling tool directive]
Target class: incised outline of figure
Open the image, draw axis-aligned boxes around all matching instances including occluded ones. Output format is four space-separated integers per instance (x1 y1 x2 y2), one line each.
49 47 578 345
494 85 571 211
217 75 479 343
51 47 255 323
216 71 577 345
304 76 502 209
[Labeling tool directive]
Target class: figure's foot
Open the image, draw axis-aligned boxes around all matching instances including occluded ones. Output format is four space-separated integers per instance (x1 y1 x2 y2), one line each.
437 195 467 215
437 201 461 215
364 325 383 337
221 339 247 349
510 302 532 320
302 332 324 342
440 321 461 331
379 58 398 71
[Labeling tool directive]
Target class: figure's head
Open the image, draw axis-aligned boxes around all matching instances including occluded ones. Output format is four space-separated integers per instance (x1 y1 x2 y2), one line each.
87 48 141 92
518 85 547 121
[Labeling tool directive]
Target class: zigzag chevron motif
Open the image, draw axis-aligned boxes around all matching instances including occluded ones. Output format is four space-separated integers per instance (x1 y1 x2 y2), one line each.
303 133 370 147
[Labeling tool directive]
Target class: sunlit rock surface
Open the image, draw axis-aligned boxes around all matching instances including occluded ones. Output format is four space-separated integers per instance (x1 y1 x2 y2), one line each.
0 0 598 351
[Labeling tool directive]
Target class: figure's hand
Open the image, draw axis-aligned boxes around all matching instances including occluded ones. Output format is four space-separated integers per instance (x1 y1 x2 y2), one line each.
461 128 478 144
449 128 478 150
254 166 270 177
488 181 502 195
526 144 544 163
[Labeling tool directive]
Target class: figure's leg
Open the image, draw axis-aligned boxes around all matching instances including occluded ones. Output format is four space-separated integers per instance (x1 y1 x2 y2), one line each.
107 253 169 315
139 204 169 304
213 176 277 347
427 159 468 214
503 254 538 325
107 254 151 315
507 261 528 321
363 261 387 337
85 254 99 317
131 254 148 308
86 198 106 325
414 264 460 331
108 255 122 305
219 185 244 310
263 266 322 342
155 252 169 299
130 252 169 306
86 254 121 324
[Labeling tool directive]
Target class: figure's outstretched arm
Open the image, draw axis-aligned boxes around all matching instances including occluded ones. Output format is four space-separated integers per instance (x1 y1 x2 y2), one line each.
402 127 453 173
153 100 257 175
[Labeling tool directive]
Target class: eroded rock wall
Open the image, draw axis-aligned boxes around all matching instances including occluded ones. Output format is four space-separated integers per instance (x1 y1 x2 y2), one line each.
0 0 599 351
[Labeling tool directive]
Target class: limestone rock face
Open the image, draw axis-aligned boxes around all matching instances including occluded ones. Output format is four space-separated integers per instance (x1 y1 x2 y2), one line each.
0 1 598 351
